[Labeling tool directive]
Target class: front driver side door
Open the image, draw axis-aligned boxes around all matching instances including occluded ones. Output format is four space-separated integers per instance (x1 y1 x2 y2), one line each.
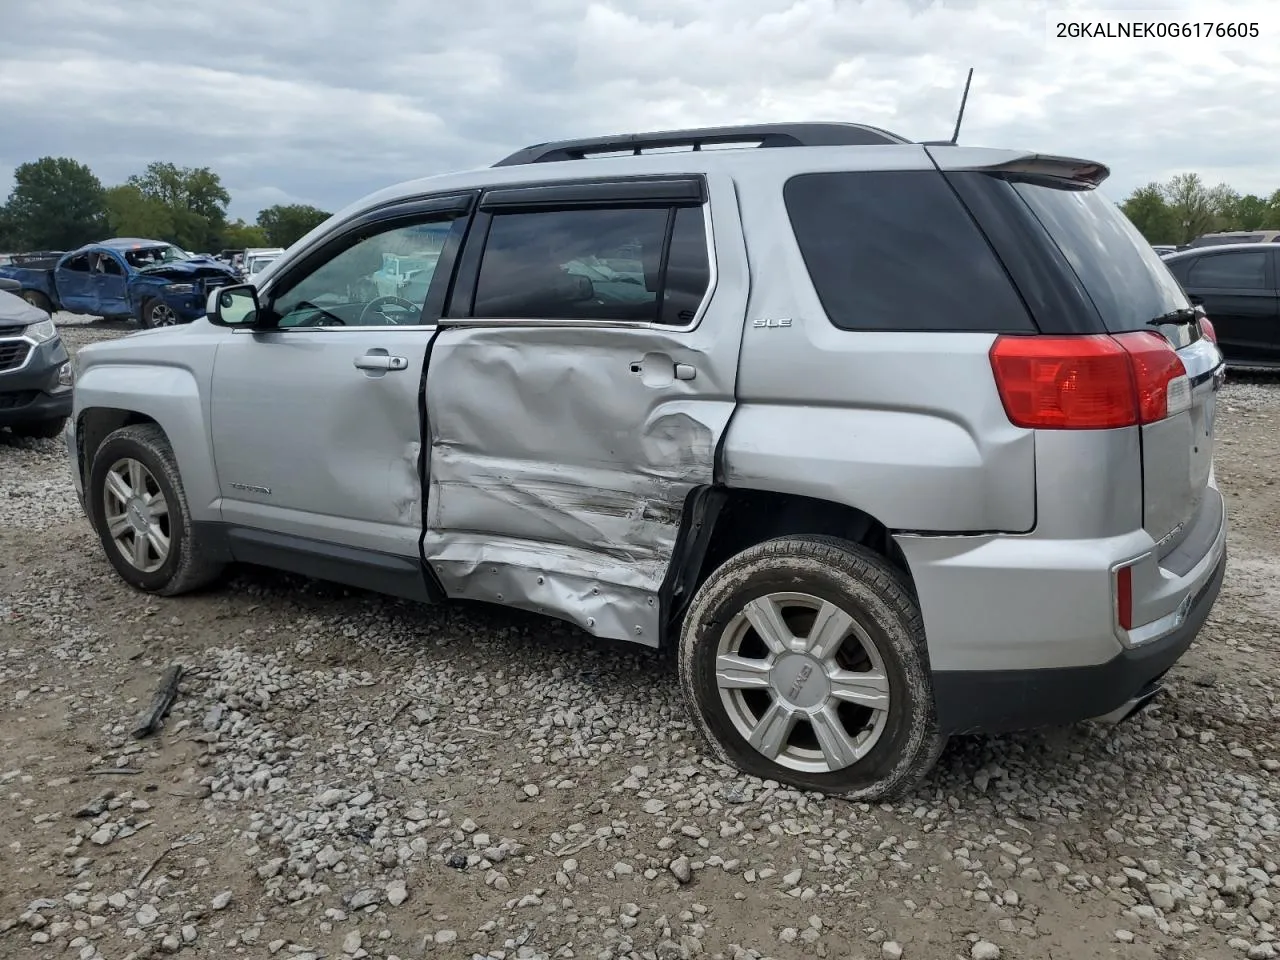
208 194 472 585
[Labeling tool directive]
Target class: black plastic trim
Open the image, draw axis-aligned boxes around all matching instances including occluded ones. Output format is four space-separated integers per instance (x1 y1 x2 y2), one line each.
200 524 441 603
480 177 705 210
932 552 1225 735
493 123 909 166
659 486 727 644
942 171 1106 335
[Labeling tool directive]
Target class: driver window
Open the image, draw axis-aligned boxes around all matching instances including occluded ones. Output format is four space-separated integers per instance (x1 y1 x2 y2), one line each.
271 217 454 328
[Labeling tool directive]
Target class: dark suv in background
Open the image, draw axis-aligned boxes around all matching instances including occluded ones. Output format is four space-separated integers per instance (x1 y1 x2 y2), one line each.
1163 243 1280 369
0 277 74 439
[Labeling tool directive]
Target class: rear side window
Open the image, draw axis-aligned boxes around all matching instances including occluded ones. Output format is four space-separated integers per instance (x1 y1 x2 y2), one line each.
783 170 1033 333
472 205 710 324
1013 181 1190 333
1187 251 1267 289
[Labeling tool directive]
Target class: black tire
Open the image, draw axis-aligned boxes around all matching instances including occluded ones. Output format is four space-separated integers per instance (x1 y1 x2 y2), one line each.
11 416 67 440
139 299 181 330
678 535 945 802
20 290 53 314
88 423 224 595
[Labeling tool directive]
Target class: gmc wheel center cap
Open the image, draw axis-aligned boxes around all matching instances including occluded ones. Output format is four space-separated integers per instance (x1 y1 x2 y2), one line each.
771 653 830 710
127 499 150 533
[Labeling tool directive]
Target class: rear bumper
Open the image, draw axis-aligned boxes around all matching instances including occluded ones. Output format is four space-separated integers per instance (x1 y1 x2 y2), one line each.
929 551 1225 734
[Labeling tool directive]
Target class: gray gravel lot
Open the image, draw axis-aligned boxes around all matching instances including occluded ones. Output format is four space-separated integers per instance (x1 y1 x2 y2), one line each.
1 316 1278 960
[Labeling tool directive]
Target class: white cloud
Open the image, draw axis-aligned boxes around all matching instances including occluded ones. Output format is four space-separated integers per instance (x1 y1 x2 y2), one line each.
1 0 1277 222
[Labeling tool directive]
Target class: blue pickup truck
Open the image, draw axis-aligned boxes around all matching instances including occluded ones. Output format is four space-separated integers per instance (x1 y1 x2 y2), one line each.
0 238 238 328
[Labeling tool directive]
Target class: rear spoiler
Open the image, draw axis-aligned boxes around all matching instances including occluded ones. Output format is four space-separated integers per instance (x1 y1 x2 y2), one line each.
924 146 1110 186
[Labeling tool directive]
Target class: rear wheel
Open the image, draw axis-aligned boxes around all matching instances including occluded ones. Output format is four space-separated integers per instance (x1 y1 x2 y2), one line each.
678 535 945 801
139 299 180 329
88 424 223 595
20 290 53 314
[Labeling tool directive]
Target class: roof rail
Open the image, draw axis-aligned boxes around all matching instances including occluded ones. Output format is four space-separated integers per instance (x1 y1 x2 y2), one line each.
492 122 911 167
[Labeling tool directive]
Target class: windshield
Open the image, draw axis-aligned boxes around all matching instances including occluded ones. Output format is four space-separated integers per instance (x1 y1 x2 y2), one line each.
125 244 191 268
1012 181 1190 333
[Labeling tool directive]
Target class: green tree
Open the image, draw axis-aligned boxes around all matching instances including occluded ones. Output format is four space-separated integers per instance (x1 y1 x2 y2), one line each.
220 219 269 248
1221 193 1271 230
1121 183 1178 244
256 204 332 248
104 184 175 240
126 162 231 251
2 157 106 250
1160 173 1228 243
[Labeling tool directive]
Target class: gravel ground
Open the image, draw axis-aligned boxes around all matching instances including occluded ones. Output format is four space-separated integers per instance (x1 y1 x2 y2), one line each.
1 316 1278 960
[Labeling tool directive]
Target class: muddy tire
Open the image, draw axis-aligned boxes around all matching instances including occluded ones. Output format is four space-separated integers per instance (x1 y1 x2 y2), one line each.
678 535 945 801
11 417 67 440
88 423 224 595
20 290 53 314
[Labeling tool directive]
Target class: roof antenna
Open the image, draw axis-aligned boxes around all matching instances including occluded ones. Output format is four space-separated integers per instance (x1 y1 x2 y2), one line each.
949 67 974 144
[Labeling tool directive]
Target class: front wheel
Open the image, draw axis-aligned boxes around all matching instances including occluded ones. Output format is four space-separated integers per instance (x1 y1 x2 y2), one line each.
88 423 223 595
678 535 945 802
139 299 181 329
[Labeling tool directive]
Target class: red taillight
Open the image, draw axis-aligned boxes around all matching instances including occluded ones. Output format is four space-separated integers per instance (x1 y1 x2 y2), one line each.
989 332 1187 430
1199 316 1217 343
1115 564 1133 630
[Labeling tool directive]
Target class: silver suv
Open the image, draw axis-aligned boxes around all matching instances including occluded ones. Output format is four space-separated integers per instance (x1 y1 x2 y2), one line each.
65 123 1228 800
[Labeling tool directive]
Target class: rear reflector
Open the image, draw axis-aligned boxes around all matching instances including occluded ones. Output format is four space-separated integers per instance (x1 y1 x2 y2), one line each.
990 332 1188 430
1115 565 1133 631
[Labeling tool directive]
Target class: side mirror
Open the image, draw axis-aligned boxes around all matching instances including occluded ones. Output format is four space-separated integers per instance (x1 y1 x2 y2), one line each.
208 283 261 327
0 277 20 293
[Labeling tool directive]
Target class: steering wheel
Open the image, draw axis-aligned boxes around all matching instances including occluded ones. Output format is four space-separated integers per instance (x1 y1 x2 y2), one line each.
358 296 420 325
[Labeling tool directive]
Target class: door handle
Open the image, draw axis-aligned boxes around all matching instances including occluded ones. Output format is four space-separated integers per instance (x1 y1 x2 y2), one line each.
629 354 697 384
354 354 408 371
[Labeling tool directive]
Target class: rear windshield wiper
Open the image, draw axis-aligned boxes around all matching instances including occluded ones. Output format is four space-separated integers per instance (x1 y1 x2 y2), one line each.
1147 307 1199 327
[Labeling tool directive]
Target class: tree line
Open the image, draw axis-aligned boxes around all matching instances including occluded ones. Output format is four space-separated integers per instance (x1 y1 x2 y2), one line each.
0 157 333 254
1121 173 1280 245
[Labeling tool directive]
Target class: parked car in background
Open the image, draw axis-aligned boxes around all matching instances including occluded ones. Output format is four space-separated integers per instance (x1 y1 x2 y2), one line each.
1163 243 1280 368
243 248 285 283
66 122 1227 801
1186 230 1280 249
0 238 237 328
0 277 73 438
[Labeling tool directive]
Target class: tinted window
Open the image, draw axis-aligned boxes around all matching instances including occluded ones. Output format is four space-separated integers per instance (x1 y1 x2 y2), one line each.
783 171 1033 333
270 218 455 327
1187 252 1267 289
660 206 710 326
476 207 652 322
1013 181 1189 332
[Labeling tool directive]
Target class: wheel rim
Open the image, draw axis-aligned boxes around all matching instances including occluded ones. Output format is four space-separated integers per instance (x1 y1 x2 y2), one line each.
150 304 178 326
715 591 891 774
102 458 171 573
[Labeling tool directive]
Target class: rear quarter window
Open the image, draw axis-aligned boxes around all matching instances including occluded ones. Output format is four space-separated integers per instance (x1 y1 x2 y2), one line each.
1012 181 1190 333
783 170 1034 333
1186 251 1268 289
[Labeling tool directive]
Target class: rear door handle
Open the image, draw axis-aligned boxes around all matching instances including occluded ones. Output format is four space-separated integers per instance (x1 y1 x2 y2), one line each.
629 354 697 383
354 354 408 371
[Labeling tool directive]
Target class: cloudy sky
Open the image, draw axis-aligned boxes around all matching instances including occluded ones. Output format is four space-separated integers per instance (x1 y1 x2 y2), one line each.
1 0 1277 221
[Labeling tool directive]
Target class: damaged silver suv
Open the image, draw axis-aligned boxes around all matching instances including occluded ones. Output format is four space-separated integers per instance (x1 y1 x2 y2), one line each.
66 123 1228 799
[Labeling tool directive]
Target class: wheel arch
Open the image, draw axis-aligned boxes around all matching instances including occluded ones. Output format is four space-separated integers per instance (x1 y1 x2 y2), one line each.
75 367 221 524
662 486 911 643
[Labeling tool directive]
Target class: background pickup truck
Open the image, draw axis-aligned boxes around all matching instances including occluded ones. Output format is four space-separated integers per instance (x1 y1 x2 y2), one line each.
0 238 237 328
